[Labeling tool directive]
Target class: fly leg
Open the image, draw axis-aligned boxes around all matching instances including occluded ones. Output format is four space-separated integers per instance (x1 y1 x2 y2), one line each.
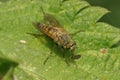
43 52 52 65
61 47 70 66
69 30 84 36
26 32 45 37
61 47 65 58
43 44 56 65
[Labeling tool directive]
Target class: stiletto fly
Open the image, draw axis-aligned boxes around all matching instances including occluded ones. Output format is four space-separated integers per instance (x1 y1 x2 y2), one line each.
29 7 81 65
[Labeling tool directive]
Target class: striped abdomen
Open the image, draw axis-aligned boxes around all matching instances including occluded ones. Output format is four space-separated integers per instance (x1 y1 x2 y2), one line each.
34 22 76 51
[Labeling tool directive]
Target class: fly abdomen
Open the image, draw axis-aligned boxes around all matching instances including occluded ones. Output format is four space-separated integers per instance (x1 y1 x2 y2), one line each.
35 23 59 42
34 22 51 34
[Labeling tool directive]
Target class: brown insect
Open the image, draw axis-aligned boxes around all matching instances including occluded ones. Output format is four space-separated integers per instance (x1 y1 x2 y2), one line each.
30 8 81 65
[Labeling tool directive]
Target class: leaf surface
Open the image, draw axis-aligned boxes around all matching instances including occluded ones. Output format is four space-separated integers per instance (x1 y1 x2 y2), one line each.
0 0 120 80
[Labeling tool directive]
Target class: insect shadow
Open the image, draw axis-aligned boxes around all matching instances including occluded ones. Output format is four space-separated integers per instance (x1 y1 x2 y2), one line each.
27 32 75 65
27 7 83 65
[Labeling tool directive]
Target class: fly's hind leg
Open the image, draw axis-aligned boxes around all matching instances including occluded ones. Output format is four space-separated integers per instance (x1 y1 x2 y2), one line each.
43 51 52 65
43 44 56 65
26 32 45 37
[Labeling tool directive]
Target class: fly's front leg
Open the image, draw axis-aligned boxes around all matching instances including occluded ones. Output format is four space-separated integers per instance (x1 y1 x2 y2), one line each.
61 47 70 66
61 47 65 58
43 44 56 65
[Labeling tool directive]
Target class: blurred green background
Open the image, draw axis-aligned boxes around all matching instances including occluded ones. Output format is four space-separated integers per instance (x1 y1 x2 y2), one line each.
1 0 119 28
86 0 120 28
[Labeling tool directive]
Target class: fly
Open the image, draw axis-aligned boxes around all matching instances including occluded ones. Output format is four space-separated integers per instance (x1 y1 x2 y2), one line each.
29 7 81 65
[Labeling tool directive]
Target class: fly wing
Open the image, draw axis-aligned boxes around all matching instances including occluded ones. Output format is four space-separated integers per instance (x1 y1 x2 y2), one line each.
40 7 62 27
44 13 62 27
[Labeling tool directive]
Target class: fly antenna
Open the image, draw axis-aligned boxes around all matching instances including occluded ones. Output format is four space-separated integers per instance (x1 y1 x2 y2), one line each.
40 6 45 16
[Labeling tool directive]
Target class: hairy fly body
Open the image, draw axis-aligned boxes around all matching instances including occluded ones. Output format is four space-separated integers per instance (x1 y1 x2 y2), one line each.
31 8 81 64
34 22 76 52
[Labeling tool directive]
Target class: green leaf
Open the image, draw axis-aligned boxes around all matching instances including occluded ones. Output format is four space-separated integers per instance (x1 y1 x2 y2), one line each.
0 0 120 80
